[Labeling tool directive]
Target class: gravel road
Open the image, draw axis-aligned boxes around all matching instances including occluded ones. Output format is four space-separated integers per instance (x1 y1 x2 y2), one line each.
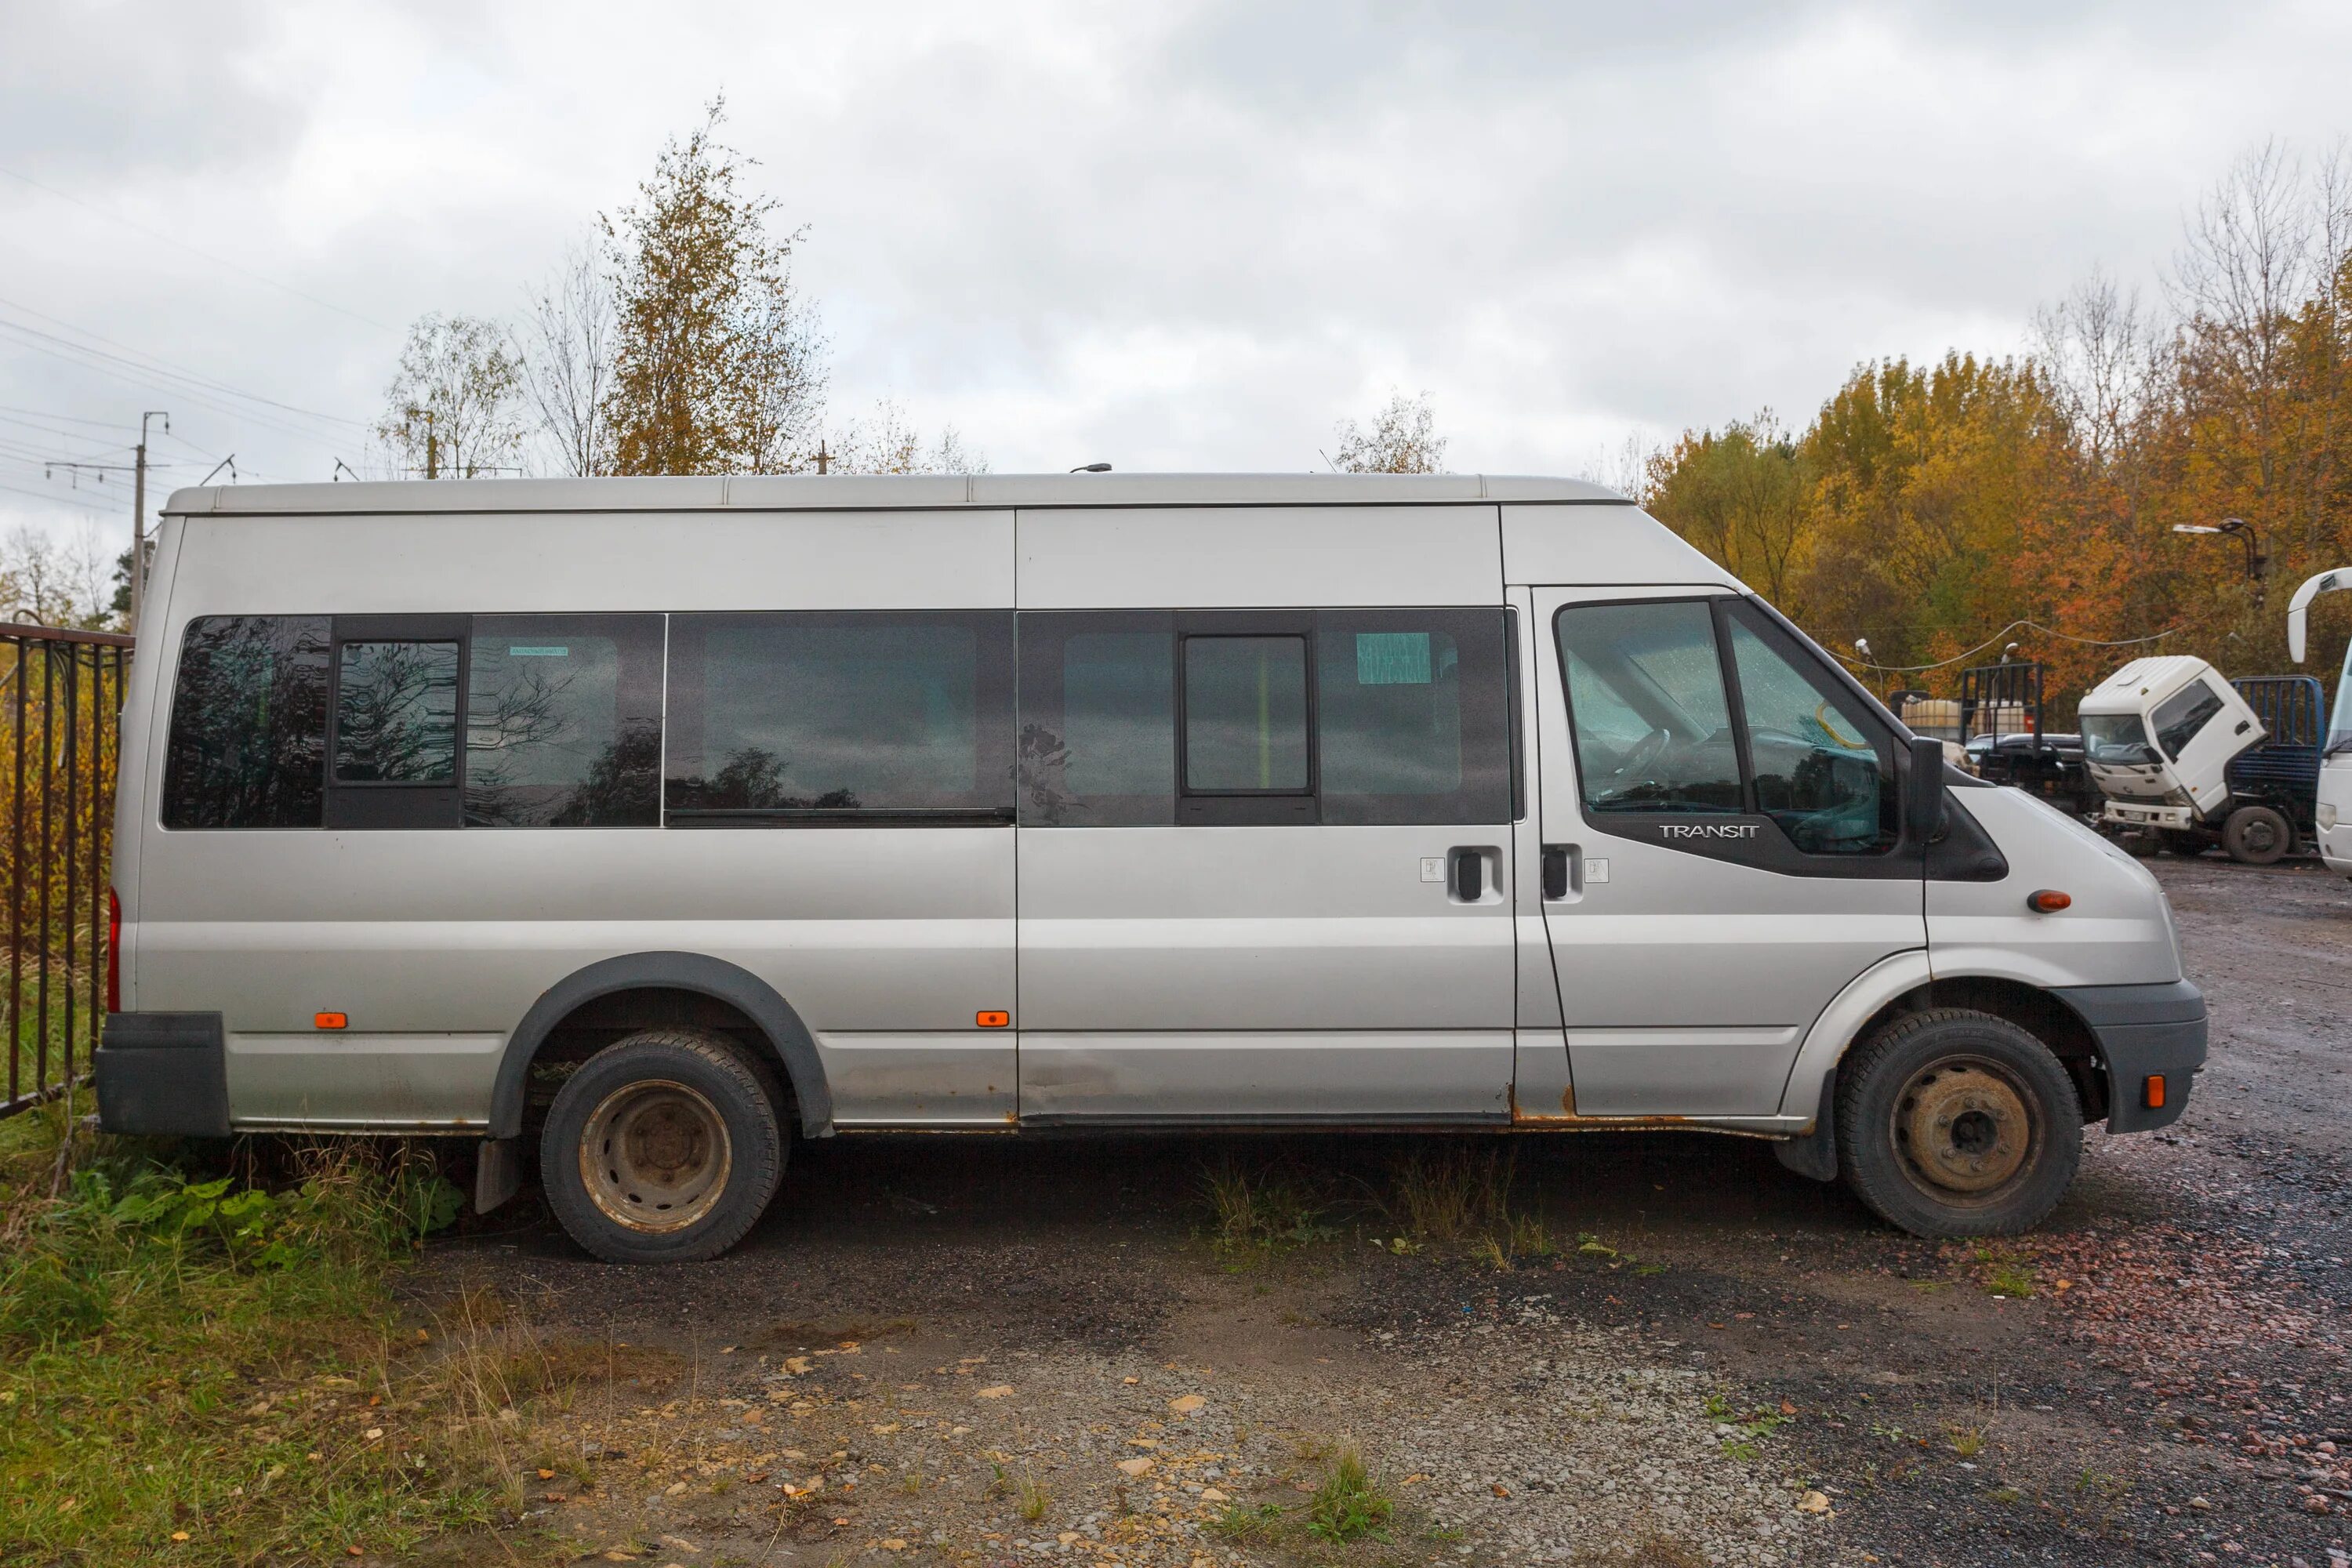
421 854 2352 1568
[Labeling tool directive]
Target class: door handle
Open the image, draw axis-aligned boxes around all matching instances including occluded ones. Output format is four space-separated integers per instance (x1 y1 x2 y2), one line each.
1542 844 1570 900
1452 847 1485 902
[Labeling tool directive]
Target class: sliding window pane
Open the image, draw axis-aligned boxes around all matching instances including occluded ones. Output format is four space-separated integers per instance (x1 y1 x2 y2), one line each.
465 615 663 826
333 641 459 783
1183 636 1308 793
666 612 1015 818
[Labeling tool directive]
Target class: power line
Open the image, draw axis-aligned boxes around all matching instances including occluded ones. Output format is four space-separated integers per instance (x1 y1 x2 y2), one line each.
0 323 361 452
0 300 365 432
0 164 402 336
1835 620 2179 675
0 477 115 516
0 404 139 432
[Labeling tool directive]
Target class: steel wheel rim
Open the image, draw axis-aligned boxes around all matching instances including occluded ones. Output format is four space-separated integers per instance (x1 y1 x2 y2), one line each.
579 1078 733 1233
1889 1054 2039 1205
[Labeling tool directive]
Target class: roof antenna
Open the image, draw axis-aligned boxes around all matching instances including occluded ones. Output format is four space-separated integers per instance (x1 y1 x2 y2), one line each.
1069 462 1111 473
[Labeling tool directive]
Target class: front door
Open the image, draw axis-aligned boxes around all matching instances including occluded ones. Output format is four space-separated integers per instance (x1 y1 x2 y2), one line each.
1014 605 1519 1120
1531 586 1926 1115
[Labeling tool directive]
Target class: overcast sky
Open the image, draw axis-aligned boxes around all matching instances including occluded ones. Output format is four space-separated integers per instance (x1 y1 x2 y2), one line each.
4 1 2350 568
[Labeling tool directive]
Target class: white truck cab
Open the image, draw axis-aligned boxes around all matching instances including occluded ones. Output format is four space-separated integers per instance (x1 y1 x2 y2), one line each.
2288 567 2352 876
2079 655 2274 855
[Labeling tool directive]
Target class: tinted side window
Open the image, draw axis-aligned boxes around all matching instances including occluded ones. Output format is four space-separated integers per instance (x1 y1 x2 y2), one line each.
1184 636 1310 793
162 615 329 829
1316 608 1510 825
2152 680 2225 759
1725 604 1896 855
333 641 460 782
665 612 1015 822
1555 600 1742 814
1017 612 1174 826
465 615 664 826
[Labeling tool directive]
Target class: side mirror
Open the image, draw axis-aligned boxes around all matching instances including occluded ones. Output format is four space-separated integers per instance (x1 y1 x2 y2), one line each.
1907 736 1947 844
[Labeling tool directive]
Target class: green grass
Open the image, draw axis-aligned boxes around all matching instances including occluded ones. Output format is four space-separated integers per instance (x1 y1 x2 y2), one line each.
1971 1243 2040 1298
1304 1444 1394 1544
0 1108 544 1566
1200 1160 1338 1265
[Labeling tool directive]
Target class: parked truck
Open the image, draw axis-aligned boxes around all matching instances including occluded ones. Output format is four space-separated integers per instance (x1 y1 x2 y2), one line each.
2078 655 2323 864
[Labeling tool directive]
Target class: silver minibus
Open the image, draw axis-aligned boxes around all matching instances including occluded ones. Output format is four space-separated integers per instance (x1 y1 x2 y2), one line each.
96 474 2205 1262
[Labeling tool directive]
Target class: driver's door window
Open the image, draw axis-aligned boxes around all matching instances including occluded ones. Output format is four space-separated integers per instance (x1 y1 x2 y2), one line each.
1725 604 1897 854
1556 600 1742 814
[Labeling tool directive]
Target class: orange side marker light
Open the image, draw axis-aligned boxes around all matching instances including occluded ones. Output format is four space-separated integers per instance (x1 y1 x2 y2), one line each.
2143 1074 2165 1110
314 1011 347 1030
2027 889 2072 913
975 1010 1010 1029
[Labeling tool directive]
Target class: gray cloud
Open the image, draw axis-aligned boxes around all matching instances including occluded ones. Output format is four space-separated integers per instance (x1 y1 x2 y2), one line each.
2 0 2347 553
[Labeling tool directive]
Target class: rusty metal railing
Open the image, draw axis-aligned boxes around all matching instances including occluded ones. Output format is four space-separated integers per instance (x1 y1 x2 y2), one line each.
1 622 132 1120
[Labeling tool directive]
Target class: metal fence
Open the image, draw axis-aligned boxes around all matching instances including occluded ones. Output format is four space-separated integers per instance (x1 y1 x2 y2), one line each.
2 622 132 1120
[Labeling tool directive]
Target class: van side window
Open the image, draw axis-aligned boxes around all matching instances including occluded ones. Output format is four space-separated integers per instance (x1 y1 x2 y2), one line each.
1016 612 1175 826
162 615 330 829
464 615 664 826
1724 604 1897 854
664 612 1015 824
1555 600 1743 814
1316 609 1510 826
2151 679 2225 760
1184 636 1310 793
332 641 461 783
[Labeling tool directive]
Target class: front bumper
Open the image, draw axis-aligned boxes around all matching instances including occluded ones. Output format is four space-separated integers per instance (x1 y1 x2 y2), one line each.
94 1012 229 1137
2053 981 2207 1134
2101 800 2195 832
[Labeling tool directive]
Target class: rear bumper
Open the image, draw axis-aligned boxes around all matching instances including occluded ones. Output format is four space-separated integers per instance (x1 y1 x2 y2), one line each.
2053 981 2207 1134
94 1012 229 1137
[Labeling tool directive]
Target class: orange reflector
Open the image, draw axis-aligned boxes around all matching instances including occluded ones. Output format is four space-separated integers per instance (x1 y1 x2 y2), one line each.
2027 889 2072 913
314 1011 347 1030
975 1010 1011 1029
2143 1074 2165 1110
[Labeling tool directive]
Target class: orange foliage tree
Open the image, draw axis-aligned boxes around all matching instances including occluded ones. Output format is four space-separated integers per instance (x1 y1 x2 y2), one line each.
1644 143 2352 716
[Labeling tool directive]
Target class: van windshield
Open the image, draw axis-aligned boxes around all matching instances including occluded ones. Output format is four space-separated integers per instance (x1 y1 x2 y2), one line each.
2081 712 2157 766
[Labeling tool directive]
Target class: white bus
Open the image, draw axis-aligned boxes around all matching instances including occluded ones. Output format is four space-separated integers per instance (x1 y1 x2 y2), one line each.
96 474 2205 1262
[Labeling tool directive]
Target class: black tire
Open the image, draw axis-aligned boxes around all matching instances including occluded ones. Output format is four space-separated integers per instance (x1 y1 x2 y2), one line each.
2120 830 2161 858
541 1028 786 1264
1835 1008 2082 1238
2222 804 2291 866
2159 830 2206 858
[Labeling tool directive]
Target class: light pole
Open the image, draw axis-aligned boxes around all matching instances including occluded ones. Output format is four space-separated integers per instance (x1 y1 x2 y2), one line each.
2172 517 2267 604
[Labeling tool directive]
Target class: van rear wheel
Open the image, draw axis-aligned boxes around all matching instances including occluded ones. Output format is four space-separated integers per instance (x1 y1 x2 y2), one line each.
542 1029 786 1264
1835 1009 2081 1238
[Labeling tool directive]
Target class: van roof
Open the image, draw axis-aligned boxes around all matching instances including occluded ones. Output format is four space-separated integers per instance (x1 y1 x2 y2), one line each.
161 472 1626 517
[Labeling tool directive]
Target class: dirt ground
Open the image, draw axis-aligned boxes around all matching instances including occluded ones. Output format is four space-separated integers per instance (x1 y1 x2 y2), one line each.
419 855 2352 1568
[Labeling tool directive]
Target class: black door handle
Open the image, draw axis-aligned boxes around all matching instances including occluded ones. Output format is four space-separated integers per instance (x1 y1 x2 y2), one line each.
1541 844 1570 900
1454 848 1485 902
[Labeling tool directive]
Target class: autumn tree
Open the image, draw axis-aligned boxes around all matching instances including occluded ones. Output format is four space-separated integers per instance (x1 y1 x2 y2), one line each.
601 97 825 475
1641 416 1810 611
826 398 989 474
1330 390 1446 473
375 314 528 478
518 240 617 477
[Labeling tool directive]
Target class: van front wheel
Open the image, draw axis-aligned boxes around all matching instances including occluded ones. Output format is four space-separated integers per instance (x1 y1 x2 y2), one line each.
542 1029 786 1264
1835 1009 2081 1238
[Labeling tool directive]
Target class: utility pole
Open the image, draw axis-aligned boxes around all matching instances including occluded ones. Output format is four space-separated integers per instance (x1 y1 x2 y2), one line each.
815 439 829 475
130 410 169 633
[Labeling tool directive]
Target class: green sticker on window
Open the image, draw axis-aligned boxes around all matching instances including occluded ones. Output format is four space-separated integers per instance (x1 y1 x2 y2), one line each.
506 646 569 658
1356 632 1431 685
